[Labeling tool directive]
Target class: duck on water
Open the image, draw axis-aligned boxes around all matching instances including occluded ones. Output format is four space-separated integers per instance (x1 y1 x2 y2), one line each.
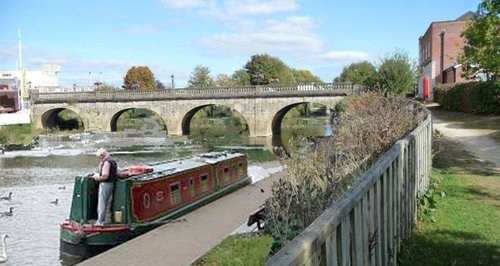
0 192 12 201
0 208 13 217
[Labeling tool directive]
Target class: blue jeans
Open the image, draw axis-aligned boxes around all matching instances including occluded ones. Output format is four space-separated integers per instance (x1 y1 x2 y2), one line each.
96 182 114 225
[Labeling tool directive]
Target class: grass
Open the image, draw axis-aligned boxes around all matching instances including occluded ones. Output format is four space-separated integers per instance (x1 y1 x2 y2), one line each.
399 135 500 265
428 105 500 145
0 124 37 145
192 233 273 266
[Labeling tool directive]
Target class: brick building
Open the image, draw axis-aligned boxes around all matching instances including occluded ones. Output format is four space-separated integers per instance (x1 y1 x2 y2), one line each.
417 11 474 100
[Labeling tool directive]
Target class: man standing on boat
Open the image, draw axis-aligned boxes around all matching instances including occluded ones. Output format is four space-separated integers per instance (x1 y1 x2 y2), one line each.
92 148 118 226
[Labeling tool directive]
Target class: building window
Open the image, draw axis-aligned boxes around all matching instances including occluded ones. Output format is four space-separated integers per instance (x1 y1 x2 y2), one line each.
170 183 181 205
200 174 209 193
427 42 430 59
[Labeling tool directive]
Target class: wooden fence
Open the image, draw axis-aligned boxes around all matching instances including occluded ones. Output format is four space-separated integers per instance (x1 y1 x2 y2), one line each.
266 108 432 266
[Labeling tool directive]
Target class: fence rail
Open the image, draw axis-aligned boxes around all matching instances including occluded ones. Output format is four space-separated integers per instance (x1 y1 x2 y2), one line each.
266 107 432 266
30 83 361 103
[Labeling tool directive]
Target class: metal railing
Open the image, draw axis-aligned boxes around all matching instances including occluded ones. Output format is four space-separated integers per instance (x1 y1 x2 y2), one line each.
266 107 432 266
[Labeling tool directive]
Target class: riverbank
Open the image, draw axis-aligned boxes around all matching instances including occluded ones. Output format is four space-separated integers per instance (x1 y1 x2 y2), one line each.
399 106 500 265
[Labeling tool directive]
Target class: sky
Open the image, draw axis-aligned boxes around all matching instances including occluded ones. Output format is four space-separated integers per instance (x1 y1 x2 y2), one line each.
1 0 480 88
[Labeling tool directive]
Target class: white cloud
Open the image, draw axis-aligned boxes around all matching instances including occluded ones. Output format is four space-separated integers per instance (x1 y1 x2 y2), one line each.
31 57 132 71
208 0 299 19
160 0 299 19
200 16 323 55
123 23 159 34
315 51 372 62
159 0 212 9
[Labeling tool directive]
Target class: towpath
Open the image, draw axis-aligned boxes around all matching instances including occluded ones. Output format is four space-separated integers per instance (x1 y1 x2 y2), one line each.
79 169 286 266
431 106 500 173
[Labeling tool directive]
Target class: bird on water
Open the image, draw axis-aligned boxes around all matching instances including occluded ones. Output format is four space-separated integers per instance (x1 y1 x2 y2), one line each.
50 198 59 205
0 192 12 201
0 234 8 264
0 208 13 217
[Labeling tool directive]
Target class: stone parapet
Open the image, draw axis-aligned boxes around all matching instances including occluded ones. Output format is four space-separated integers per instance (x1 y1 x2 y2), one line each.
30 83 359 103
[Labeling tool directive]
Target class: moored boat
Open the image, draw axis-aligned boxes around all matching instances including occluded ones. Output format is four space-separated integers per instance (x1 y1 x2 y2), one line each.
60 151 250 261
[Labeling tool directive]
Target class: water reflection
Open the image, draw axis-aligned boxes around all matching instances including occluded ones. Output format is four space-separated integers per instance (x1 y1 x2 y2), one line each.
0 115 332 265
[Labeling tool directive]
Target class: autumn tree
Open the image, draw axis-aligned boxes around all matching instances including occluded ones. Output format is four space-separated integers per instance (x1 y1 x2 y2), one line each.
214 74 238 87
187 65 214 88
123 66 156 90
156 79 166 89
458 0 500 78
244 54 295 85
334 61 377 87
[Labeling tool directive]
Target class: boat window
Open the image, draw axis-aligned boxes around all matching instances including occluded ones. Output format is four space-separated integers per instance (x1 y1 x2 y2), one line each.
224 167 230 182
200 174 209 193
170 183 181 205
143 193 151 209
189 178 195 197
238 162 245 176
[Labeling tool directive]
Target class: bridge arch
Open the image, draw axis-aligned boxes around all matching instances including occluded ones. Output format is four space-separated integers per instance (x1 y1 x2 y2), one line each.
110 108 167 134
270 101 334 136
271 103 305 135
40 107 84 131
181 104 249 136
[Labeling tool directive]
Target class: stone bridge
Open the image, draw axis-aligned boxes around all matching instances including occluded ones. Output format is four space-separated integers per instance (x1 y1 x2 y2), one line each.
30 83 360 137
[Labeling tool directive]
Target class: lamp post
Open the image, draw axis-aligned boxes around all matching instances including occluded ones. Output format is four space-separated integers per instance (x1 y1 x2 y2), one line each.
171 74 175 89
88 72 92 86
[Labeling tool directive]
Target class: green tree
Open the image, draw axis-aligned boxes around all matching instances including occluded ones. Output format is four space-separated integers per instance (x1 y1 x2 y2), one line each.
231 69 251 86
334 61 377 87
187 65 214 88
123 66 156 90
458 0 500 78
293 69 323 84
94 84 119 92
214 74 237 87
376 50 417 95
244 54 295 85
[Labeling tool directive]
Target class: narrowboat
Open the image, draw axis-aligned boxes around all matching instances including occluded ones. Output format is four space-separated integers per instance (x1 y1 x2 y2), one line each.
60 151 250 261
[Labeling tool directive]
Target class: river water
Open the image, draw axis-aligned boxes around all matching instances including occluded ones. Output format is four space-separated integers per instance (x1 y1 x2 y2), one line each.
0 117 331 266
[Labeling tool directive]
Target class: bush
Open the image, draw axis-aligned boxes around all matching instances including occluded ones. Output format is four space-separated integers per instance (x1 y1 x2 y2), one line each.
265 92 426 252
435 81 500 114
0 124 36 146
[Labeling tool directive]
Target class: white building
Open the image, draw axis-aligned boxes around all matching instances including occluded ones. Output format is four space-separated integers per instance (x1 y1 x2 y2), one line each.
0 64 60 126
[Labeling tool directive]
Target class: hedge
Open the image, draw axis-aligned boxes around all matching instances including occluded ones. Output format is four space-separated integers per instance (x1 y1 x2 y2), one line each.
434 81 500 114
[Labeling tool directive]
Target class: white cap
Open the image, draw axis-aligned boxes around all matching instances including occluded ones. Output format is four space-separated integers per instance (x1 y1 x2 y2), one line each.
95 148 108 157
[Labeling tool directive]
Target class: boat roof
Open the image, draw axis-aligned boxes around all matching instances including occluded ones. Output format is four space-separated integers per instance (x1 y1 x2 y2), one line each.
128 151 245 181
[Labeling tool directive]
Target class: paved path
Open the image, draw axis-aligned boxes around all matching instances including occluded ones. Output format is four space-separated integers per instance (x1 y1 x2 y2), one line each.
79 170 286 266
432 113 500 173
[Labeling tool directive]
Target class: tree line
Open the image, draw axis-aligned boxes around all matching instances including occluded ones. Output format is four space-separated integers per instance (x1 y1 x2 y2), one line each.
119 54 322 91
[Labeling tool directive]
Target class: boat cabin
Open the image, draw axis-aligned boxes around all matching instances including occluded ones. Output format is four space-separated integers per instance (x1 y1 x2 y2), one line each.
67 151 249 226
